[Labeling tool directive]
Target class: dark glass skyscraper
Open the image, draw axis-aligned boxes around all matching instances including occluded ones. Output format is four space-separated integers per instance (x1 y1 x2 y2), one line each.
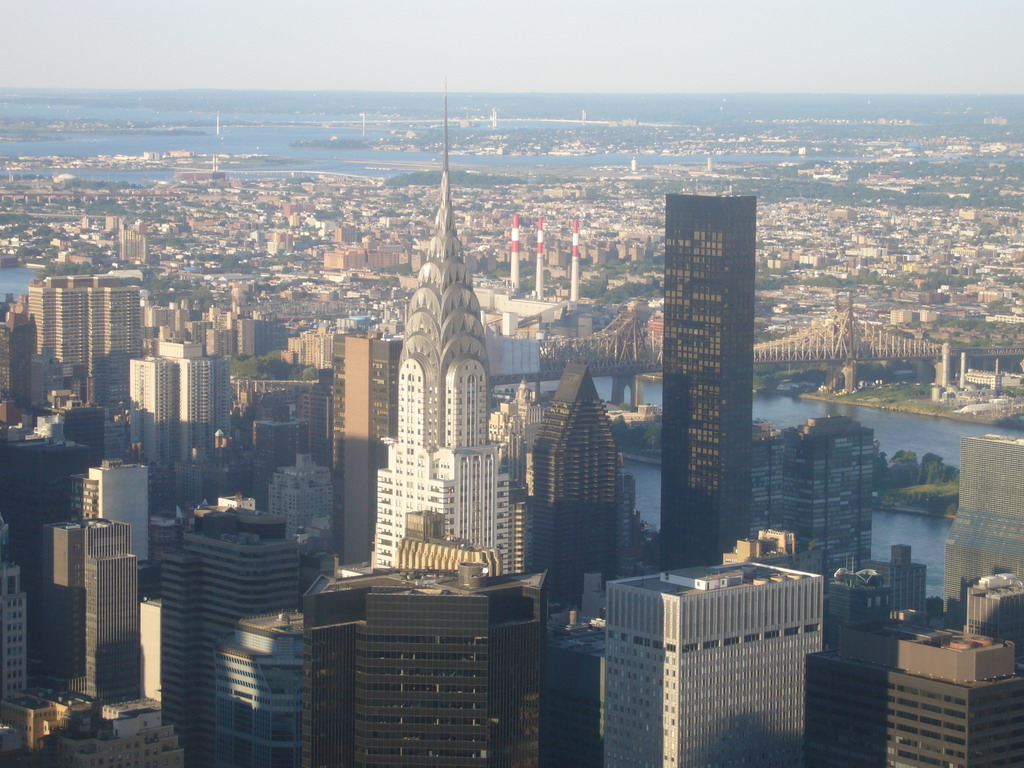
529 363 620 606
0 436 90 658
945 434 1024 629
302 566 545 768
660 194 756 569
161 508 299 767
782 415 875 579
41 519 139 702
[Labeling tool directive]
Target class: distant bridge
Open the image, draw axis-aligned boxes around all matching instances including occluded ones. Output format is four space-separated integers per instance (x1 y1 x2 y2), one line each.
753 302 944 392
754 302 1024 392
491 310 660 403
754 302 943 365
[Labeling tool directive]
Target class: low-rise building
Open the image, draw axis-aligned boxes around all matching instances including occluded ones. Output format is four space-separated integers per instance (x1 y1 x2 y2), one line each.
967 573 1024 658
806 621 1024 767
52 700 182 768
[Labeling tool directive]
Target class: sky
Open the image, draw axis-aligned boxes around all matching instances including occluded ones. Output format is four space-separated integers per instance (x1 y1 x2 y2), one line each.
4 0 1023 94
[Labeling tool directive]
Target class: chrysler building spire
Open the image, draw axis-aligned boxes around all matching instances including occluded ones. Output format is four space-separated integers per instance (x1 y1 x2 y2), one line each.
374 95 511 573
398 94 489 451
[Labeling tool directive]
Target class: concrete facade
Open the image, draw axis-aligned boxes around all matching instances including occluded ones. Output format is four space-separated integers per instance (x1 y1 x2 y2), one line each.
605 564 822 768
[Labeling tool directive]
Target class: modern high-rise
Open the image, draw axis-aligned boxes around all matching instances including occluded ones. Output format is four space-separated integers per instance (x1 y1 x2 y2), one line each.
0 310 35 409
252 419 309 511
297 370 333 469
529 363 620 606
863 543 927 613
661 194 756 569
750 420 784 535
331 332 401 562
140 598 161 700
604 563 822 768
118 225 149 264
45 398 106 466
542 621 606 768
129 340 231 466
374 132 511 571
269 454 332 538
616 468 643 577
161 508 299 767
824 567 892 649
0 516 26 701
945 434 1024 629
0 435 89 655
73 460 150 560
28 275 141 406
214 612 304 768
302 565 546 768
967 573 1024 657
805 621 1024 768
782 415 875 578
40 519 139 703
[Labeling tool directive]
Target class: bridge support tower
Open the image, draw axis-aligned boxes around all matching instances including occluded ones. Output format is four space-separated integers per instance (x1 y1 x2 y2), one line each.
843 359 857 393
610 373 644 407
826 361 857 393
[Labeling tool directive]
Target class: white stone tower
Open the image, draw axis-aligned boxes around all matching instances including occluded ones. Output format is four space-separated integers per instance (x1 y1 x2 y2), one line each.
374 99 511 571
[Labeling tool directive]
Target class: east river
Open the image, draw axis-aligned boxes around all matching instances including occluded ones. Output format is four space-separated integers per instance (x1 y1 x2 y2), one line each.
591 378 1024 597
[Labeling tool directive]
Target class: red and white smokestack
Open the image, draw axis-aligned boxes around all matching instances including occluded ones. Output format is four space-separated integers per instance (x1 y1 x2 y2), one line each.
570 218 580 303
510 214 521 292
535 215 545 300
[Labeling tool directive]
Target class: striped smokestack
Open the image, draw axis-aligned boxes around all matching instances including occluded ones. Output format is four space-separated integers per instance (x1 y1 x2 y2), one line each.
510 214 520 292
570 218 580 303
535 215 544 300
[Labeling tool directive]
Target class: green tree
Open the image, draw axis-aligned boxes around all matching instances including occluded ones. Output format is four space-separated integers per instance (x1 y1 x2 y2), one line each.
644 423 661 451
919 453 946 485
610 417 630 451
874 451 889 490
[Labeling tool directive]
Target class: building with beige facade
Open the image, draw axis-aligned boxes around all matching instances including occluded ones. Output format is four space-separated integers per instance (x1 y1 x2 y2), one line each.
604 564 823 768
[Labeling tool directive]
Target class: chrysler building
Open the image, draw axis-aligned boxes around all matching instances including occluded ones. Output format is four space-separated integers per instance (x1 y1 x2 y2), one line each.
374 110 511 571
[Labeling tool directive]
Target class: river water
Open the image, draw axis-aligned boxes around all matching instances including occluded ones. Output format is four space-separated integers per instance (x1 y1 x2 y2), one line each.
593 378 1024 597
0 98 814 182
0 267 35 299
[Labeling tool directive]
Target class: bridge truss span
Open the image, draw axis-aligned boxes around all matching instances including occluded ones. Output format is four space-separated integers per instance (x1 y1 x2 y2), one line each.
754 302 942 365
491 310 660 387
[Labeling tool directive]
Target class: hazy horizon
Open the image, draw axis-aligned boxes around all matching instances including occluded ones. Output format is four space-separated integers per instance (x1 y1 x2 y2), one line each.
4 0 1023 94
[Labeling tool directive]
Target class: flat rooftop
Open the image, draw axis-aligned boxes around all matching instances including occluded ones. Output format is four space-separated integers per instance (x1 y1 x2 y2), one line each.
306 569 545 598
549 625 606 656
240 611 304 633
614 563 820 596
